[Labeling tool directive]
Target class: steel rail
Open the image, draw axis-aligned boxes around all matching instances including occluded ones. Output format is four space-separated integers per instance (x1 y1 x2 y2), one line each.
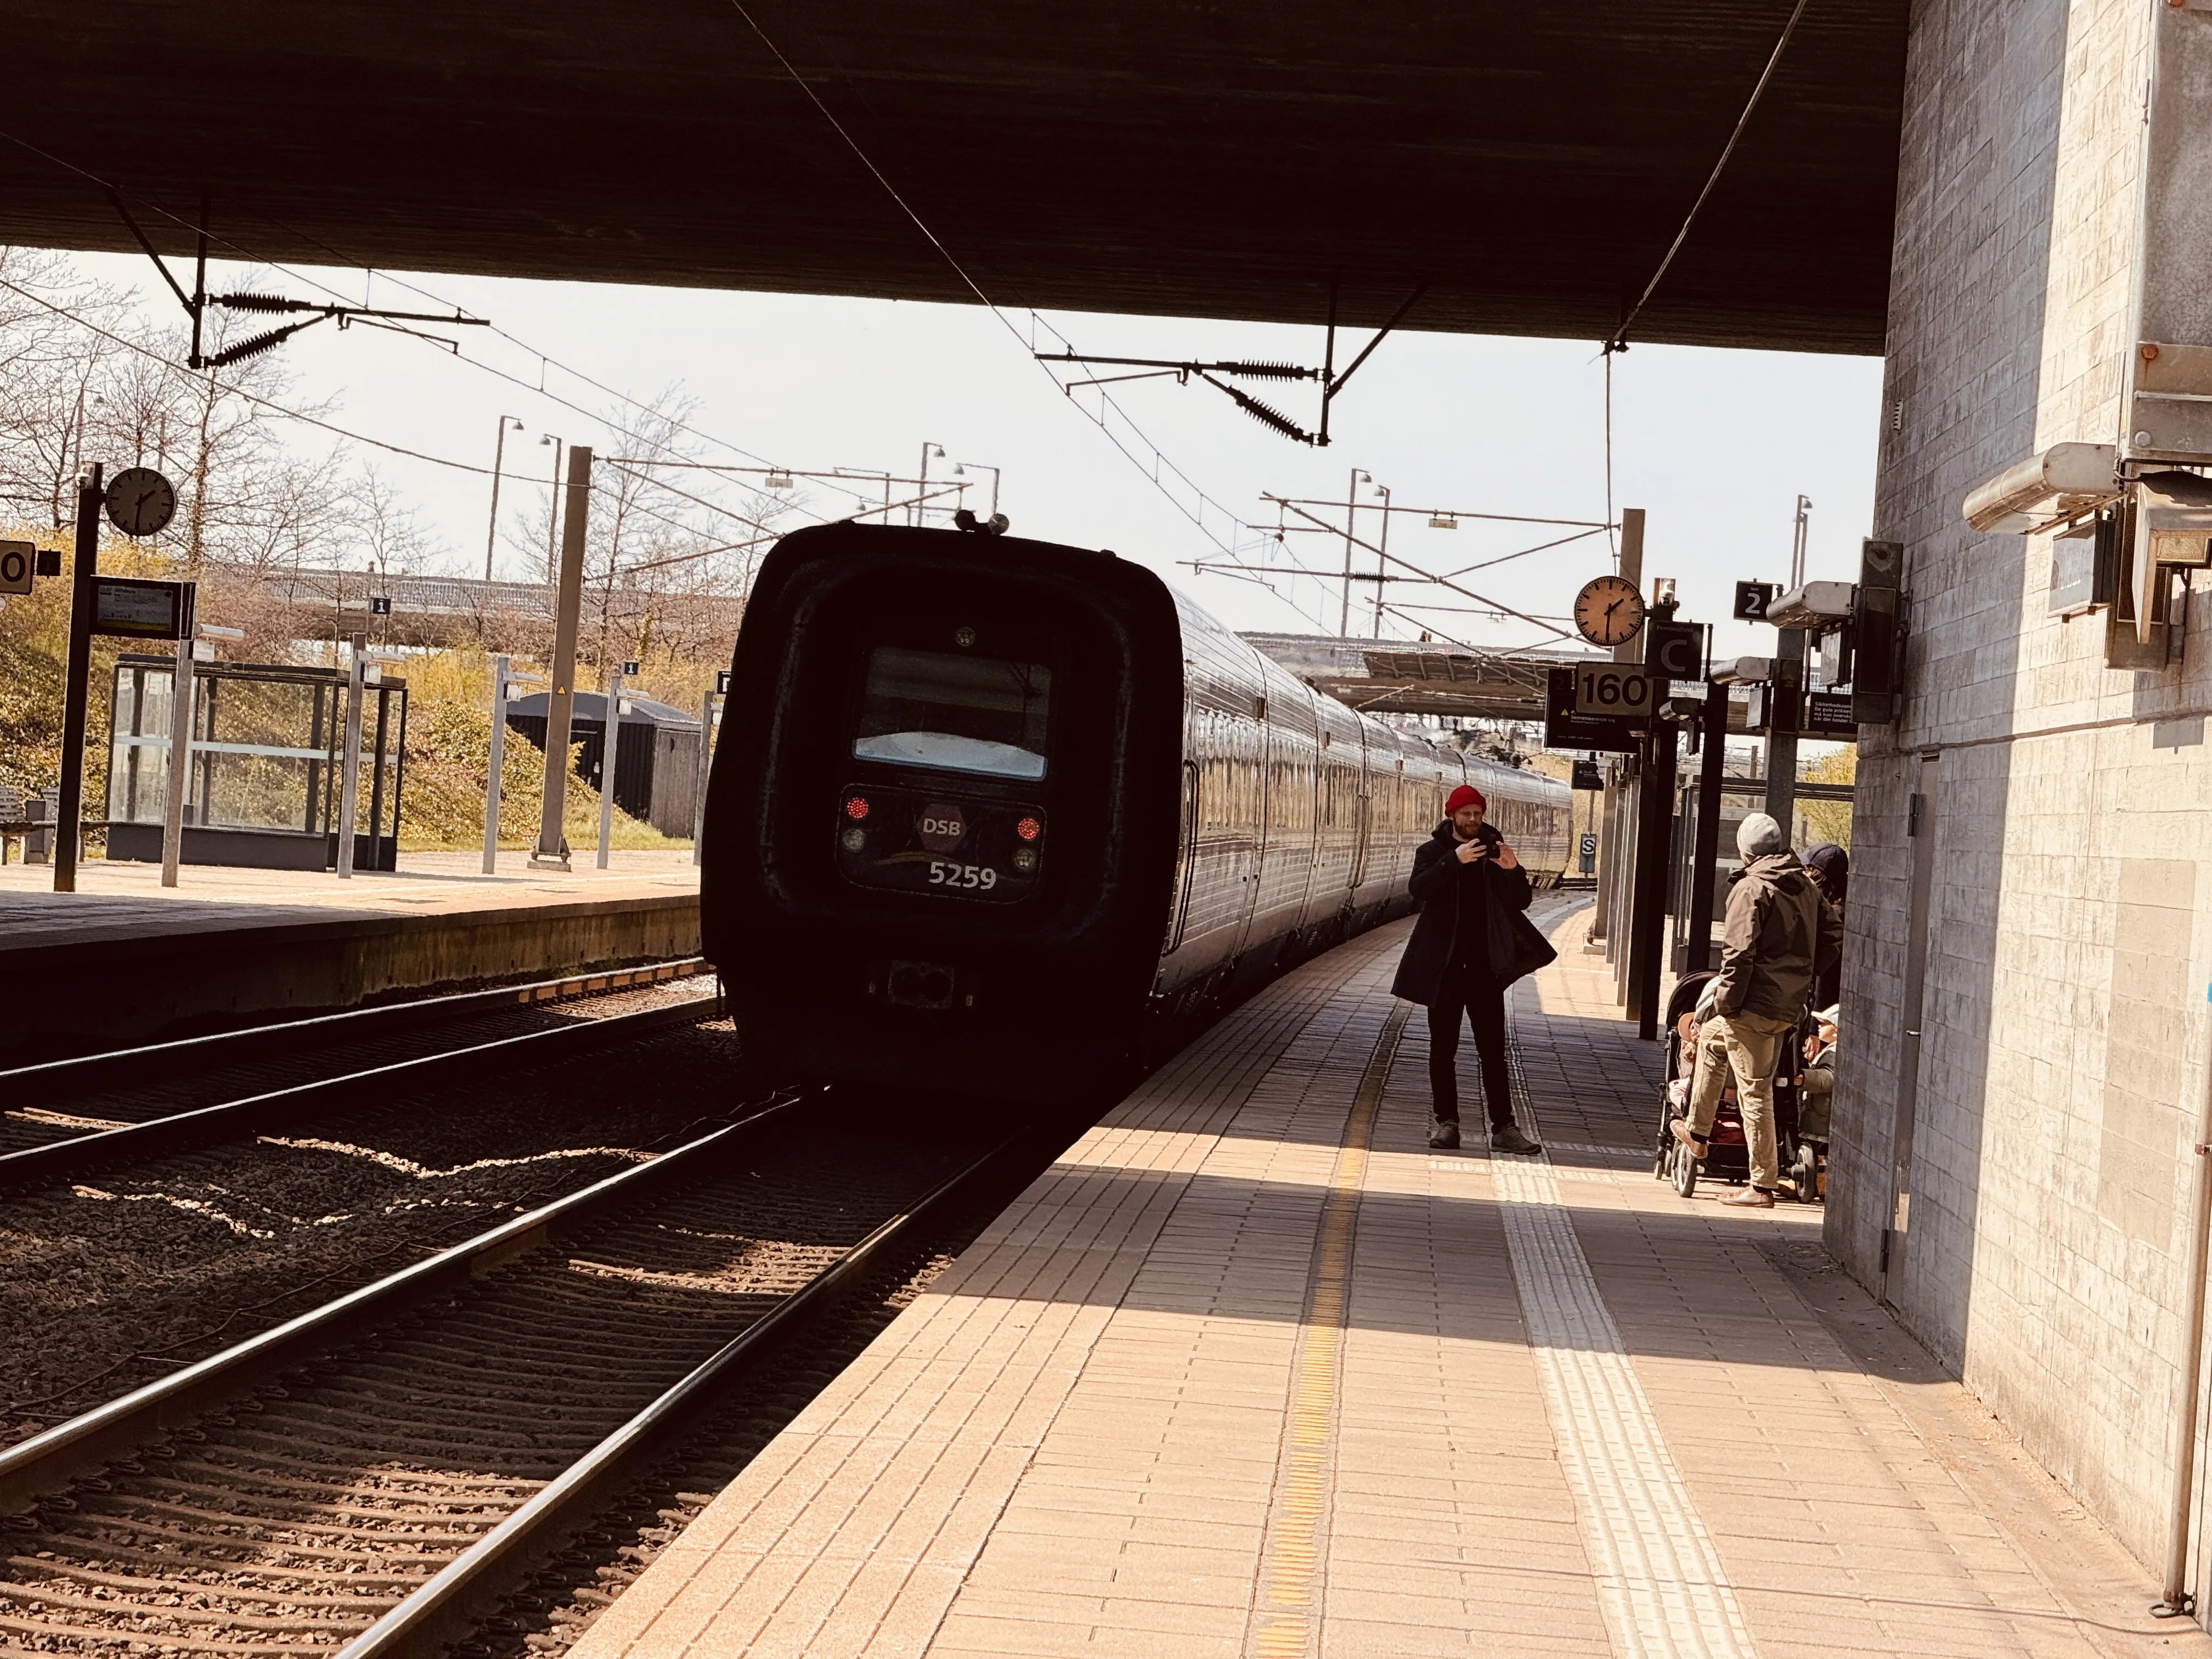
0 956 708 1106
335 1138 1012 1658
0 985 723 1193
0 1092 802 1518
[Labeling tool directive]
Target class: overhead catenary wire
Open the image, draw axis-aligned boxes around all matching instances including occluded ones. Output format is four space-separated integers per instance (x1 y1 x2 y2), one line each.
718 0 1288 576
0 122 822 500
1603 0 1813 356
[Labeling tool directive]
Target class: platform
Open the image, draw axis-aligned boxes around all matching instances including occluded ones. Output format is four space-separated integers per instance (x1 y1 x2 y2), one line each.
0 851 699 1060
569 904 2200 1659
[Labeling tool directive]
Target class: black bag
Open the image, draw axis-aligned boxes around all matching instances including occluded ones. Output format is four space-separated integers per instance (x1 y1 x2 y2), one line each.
1487 899 1559 986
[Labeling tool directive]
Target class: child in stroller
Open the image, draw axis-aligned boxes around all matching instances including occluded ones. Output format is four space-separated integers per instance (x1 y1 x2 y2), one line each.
1654 968 1821 1202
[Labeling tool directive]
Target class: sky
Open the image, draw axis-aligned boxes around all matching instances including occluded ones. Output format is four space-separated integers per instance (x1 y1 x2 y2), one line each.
60 247 1883 665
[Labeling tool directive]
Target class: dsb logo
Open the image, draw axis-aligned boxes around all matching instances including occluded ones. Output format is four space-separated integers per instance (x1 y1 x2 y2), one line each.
916 803 967 853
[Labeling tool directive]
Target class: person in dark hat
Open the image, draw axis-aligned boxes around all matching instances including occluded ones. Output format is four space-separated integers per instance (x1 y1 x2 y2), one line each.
1802 842 1849 1010
1391 783 1554 1154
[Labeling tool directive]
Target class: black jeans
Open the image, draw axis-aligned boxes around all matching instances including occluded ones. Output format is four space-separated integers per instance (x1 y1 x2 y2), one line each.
1427 971 1514 1127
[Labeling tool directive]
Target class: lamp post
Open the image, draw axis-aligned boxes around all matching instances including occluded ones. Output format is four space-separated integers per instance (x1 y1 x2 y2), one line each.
541 433 565 586
1790 494 1813 589
484 416 523 581
950 461 1001 520
915 442 945 527
1339 468 1370 636
1371 481 1391 636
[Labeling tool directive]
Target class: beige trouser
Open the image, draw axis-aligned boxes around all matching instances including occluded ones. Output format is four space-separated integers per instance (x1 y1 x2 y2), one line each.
1685 1011 1796 1191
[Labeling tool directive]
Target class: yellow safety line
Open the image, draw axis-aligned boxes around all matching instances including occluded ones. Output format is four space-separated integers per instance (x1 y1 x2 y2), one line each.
1247 999 1410 1658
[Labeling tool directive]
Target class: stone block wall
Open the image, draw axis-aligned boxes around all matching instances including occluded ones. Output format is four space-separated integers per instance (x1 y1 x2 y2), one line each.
1830 0 2212 1575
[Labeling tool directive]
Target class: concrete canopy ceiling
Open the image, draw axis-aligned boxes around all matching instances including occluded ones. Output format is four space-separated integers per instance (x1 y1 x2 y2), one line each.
2 2 1904 353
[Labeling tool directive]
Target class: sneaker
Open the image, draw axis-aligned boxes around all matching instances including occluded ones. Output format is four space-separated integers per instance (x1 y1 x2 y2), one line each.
1429 1118 1462 1150
1489 1123 1543 1156
1720 1186 1776 1209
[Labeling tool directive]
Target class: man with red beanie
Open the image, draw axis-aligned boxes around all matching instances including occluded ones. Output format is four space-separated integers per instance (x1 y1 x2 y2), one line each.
1390 782 1552 1153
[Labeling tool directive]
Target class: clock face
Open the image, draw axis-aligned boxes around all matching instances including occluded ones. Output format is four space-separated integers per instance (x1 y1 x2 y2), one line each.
1572 574 1647 647
105 467 178 539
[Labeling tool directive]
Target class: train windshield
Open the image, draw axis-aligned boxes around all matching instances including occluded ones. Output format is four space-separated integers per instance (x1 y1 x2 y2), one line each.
852 646 1052 780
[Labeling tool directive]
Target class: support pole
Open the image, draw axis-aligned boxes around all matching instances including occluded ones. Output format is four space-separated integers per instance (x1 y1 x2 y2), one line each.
596 665 623 871
1685 677 1729 973
483 654 510 874
2158 1019 2212 1616
160 632 193 888
52 464 102 893
1613 507 1646 664
1764 627 1805 836
533 445 591 870
336 633 365 879
1628 716 1679 1039
691 686 716 867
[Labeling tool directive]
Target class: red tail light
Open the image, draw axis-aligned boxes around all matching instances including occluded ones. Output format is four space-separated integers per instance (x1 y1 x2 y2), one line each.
844 795 870 820
1015 816 1041 842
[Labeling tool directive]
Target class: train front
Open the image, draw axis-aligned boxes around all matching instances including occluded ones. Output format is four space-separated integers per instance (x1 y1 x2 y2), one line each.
700 522 1184 1103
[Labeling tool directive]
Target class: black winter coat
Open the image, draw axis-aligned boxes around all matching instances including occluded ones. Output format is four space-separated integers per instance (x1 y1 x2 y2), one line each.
1389 821 1556 1006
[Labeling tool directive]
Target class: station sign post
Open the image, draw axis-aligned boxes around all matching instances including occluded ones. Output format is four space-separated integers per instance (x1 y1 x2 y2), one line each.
50 466 102 892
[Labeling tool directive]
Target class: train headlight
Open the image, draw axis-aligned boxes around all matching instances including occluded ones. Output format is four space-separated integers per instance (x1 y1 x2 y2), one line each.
1012 848 1037 872
840 827 867 852
844 794 870 820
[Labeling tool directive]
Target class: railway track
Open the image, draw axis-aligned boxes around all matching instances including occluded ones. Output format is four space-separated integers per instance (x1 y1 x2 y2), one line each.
0 1093 1034 1656
0 961 714 1191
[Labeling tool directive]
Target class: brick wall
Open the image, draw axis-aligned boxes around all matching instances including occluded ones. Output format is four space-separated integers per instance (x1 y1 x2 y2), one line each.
1828 0 2212 1572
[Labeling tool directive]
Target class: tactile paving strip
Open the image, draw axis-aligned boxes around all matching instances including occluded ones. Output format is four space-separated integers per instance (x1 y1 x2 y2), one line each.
1499 996 1759 1659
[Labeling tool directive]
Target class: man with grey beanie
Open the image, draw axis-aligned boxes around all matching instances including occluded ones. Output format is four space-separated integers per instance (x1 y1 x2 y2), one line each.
1671 812 1841 1206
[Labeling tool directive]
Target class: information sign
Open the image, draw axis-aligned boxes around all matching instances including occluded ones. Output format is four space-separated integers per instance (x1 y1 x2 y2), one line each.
1544 668 1639 754
1570 663 1655 719
90 577 195 640
714 670 733 696
1644 619 1705 681
1733 580 1778 621
1570 758 1603 791
0 541 31 596
1803 691 1858 736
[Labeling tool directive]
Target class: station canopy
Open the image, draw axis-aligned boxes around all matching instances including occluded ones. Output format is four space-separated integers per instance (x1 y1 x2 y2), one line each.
1244 634 1609 722
4 2 1903 353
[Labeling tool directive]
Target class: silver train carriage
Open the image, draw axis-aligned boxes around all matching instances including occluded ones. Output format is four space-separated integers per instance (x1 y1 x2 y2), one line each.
699 523 1572 1101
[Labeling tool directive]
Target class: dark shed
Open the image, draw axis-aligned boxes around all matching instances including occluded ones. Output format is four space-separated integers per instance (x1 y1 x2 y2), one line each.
505 691 702 839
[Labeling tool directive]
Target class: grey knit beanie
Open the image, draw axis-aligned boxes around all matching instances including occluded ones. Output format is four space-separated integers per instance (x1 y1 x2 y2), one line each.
1736 812 1787 859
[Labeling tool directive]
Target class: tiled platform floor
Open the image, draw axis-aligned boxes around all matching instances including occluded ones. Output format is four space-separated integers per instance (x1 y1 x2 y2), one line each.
569 904 2207 1658
0 849 698 952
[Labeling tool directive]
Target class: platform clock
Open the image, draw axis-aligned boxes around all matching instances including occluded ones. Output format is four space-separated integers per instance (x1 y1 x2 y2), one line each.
103 467 177 538
1572 573 1646 648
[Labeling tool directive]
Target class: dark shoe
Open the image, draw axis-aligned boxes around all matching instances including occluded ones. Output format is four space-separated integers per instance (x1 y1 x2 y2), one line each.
1490 1123 1543 1156
1429 1118 1462 1150
1720 1186 1776 1209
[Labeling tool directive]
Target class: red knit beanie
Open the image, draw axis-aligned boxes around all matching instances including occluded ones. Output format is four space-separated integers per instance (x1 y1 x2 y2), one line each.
1446 784 1487 815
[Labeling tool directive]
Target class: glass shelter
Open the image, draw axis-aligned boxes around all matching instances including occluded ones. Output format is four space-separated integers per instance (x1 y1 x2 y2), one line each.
105 657 408 871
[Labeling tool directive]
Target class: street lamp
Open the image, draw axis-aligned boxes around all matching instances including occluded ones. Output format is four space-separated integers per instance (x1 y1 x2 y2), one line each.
949 461 1001 520
1340 469 1372 636
1370 481 1392 637
485 416 523 580
540 433 565 585
916 442 945 527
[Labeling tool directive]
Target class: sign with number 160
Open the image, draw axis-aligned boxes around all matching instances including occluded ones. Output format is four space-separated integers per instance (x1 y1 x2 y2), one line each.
1571 665 1654 719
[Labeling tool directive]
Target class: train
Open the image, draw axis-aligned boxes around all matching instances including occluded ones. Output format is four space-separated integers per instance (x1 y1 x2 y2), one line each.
699 521 1574 1100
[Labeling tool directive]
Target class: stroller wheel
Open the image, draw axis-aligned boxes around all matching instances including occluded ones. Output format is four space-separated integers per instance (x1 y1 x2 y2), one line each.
1792 1144 1821 1204
1671 1140 1699 1199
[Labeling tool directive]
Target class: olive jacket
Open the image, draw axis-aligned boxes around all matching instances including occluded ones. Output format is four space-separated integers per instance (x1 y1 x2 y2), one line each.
1713 850 1842 1022
1389 821 1556 1006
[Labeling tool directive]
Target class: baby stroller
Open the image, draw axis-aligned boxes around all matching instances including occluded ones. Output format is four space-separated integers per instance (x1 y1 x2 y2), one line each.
1652 969 1820 1203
